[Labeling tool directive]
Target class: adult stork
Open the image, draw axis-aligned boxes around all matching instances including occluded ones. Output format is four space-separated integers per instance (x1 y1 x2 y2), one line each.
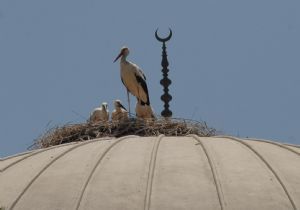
114 47 150 114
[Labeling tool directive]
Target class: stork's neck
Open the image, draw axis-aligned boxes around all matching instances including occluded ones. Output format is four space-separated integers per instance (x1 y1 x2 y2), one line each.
120 55 128 63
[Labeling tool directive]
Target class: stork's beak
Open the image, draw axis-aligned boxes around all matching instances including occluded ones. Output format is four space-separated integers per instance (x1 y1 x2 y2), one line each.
113 51 123 63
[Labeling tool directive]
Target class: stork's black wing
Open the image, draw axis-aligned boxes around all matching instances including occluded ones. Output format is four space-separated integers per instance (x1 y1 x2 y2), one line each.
141 71 146 80
135 72 150 105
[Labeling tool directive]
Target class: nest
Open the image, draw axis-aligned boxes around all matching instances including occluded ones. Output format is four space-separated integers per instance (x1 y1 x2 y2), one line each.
30 118 217 149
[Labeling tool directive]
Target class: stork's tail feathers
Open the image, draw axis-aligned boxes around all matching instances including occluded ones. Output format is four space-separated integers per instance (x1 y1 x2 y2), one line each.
136 97 150 106
136 99 156 120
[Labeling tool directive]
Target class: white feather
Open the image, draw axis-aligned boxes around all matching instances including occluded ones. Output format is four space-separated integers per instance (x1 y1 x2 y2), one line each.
135 102 155 119
89 102 109 123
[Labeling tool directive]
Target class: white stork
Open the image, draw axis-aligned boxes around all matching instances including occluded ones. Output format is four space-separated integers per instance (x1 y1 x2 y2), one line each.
114 46 150 114
135 101 156 120
111 99 129 123
89 102 109 123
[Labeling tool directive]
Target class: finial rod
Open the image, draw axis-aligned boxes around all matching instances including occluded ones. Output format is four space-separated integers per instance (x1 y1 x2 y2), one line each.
155 28 173 118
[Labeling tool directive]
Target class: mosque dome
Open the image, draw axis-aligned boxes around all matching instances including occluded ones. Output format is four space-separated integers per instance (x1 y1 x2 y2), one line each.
1 135 299 210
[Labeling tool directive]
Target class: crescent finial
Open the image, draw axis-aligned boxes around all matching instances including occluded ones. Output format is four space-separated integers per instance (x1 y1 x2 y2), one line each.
155 28 172 42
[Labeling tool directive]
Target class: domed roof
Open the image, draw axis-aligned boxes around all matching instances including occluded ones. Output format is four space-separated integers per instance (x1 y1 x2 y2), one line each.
1 135 300 210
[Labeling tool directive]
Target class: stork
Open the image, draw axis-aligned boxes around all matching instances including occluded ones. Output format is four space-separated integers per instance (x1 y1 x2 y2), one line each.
112 99 129 123
114 47 150 115
135 101 156 120
89 102 109 124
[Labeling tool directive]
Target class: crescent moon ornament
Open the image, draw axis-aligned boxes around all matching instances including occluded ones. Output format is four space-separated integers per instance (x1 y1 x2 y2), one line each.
155 28 172 42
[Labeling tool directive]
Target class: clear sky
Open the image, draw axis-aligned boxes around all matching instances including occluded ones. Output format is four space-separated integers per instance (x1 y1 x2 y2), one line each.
1 0 299 157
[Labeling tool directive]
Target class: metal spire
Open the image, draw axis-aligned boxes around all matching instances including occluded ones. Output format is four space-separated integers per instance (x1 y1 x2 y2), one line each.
155 28 173 118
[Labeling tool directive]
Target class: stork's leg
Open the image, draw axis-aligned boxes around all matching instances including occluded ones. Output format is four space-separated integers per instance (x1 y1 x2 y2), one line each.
127 90 131 115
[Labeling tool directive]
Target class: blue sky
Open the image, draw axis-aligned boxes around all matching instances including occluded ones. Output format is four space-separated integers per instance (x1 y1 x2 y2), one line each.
1 0 300 157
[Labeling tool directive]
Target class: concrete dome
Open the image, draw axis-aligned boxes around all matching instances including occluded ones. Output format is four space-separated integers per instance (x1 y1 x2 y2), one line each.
1 135 300 210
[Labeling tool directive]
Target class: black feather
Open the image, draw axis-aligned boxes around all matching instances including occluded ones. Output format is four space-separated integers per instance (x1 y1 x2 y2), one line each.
135 73 150 105
119 102 127 111
121 77 125 86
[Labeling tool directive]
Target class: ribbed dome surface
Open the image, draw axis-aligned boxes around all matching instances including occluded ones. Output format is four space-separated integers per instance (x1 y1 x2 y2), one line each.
1 136 300 210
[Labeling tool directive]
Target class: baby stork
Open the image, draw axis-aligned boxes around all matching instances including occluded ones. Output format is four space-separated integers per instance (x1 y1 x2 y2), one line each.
89 102 109 124
112 99 129 123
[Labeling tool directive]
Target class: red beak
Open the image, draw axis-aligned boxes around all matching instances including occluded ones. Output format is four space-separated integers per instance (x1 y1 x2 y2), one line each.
113 52 123 63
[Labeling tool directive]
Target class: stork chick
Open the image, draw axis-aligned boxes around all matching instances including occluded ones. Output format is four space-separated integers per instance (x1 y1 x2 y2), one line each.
112 99 129 123
89 102 109 123
114 46 150 114
135 101 155 120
